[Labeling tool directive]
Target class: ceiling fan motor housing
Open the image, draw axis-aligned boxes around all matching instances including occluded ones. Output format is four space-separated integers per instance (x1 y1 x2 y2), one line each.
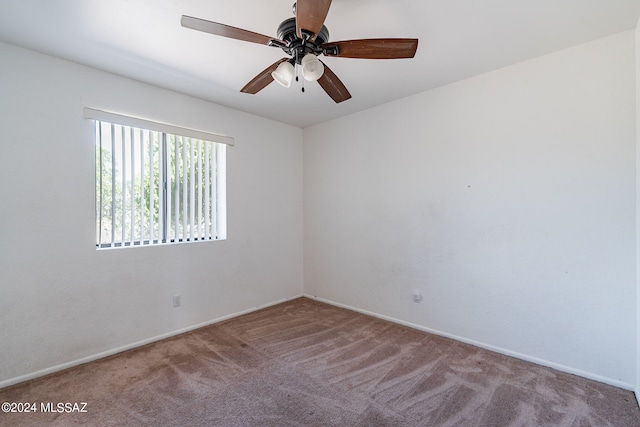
276 17 329 63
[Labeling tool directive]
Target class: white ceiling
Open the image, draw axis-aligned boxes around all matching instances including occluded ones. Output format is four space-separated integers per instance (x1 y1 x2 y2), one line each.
0 0 638 128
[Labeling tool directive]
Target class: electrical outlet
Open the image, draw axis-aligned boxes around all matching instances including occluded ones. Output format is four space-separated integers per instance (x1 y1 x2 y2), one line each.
173 295 182 308
412 290 423 303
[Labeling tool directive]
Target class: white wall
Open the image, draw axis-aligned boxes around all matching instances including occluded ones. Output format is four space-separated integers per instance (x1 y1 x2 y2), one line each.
304 31 636 388
0 42 303 386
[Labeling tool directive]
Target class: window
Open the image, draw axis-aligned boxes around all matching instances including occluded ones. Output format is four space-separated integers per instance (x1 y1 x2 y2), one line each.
86 108 232 249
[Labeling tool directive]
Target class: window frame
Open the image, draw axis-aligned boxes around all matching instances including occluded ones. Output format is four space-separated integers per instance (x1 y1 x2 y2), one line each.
86 108 233 249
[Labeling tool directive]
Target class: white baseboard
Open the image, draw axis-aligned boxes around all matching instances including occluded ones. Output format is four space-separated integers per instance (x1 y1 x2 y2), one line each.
305 294 635 392
0 294 304 390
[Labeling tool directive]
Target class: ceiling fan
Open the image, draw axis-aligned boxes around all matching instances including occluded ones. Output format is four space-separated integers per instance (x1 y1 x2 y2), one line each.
181 0 418 103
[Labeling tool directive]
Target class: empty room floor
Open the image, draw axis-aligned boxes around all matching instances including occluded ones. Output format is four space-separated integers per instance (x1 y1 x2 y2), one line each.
1 297 638 426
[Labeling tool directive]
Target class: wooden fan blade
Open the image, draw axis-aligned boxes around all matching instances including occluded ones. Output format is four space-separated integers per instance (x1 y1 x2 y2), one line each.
323 38 418 59
317 61 351 103
181 15 273 45
240 58 289 94
296 0 332 40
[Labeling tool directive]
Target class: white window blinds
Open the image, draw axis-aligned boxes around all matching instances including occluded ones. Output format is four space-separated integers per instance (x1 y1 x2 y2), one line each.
87 109 230 248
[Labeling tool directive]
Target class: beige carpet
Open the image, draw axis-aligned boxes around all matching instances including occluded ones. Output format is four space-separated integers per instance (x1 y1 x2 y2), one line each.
1 297 638 426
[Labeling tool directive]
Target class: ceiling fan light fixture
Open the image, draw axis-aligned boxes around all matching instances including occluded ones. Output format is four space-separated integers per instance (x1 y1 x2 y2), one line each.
272 61 295 88
301 53 324 81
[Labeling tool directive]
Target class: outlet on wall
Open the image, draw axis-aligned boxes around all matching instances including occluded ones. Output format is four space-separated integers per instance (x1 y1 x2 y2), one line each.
172 295 182 308
412 290 423 303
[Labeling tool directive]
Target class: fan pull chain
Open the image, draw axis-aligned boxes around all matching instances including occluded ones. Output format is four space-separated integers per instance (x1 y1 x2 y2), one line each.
293 62 304 93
